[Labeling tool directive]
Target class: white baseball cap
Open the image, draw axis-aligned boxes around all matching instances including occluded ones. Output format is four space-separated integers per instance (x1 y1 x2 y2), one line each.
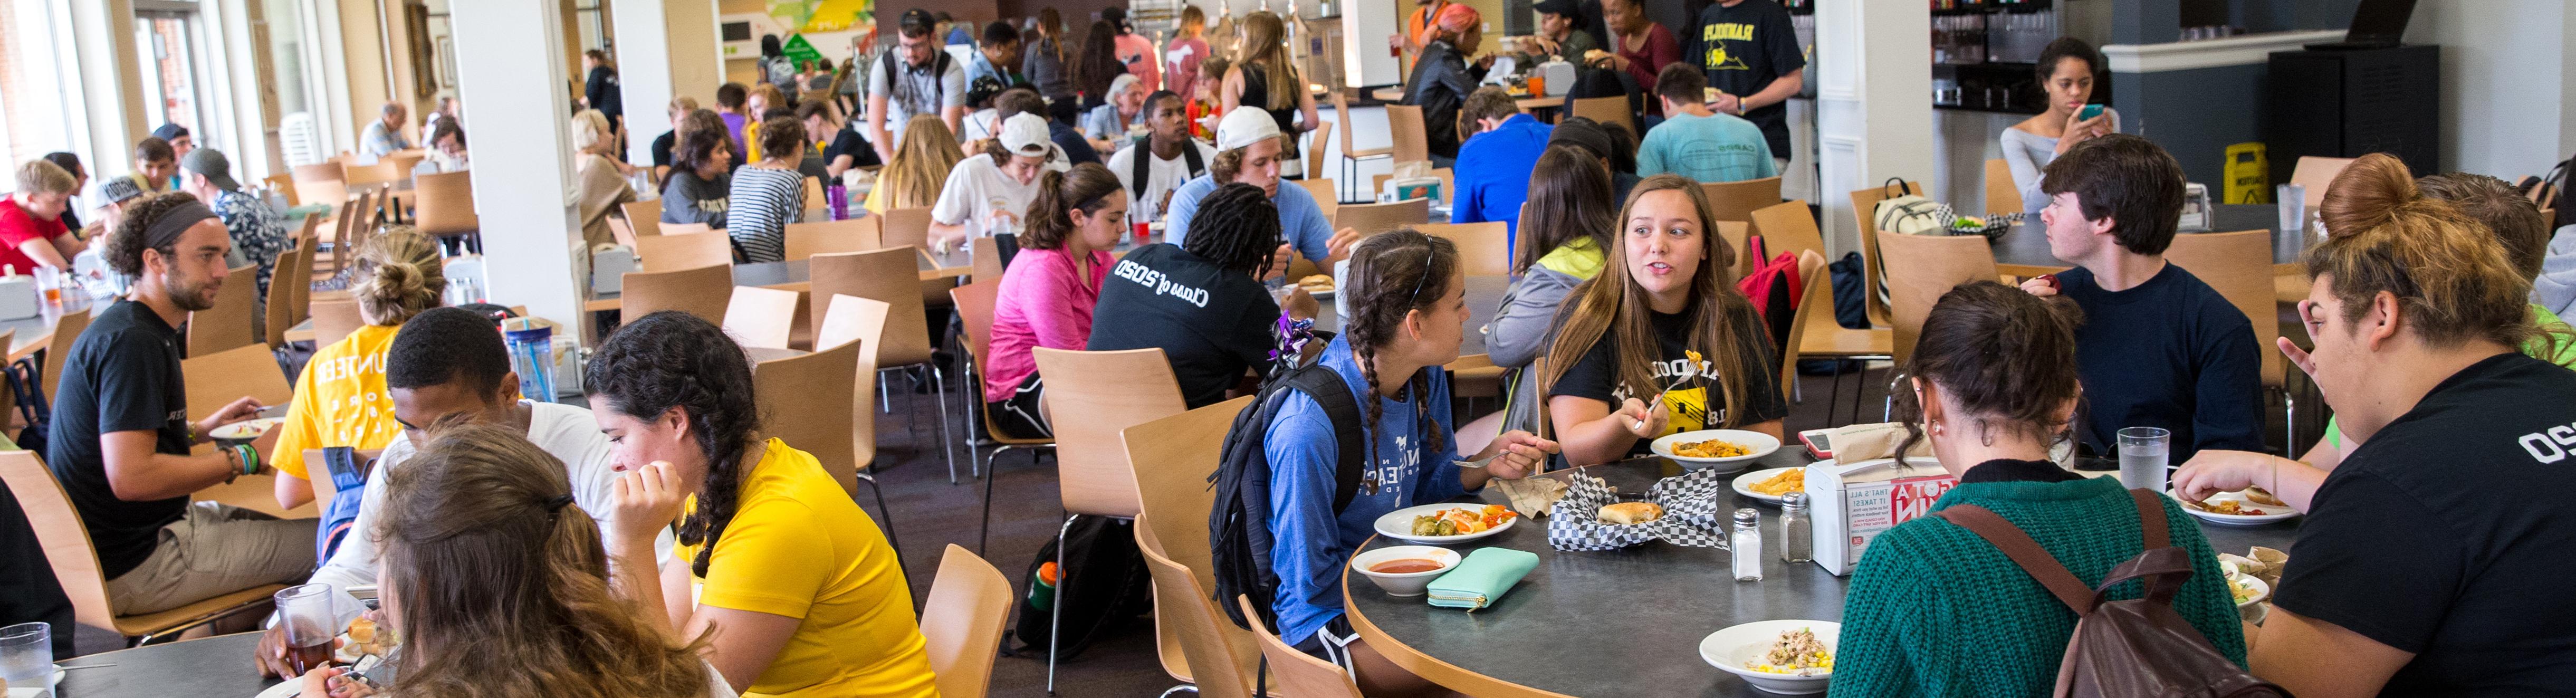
1215 107 1282 152
999 112 1052 158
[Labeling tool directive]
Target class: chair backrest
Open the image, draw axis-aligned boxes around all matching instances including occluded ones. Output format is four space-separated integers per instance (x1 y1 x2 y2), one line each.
43 308 90 404
292 162 348 209
1984 158 2018 216
753 340 861 495
2290 156 2354 209
2163 230 2285 386
812 248 934 367
1848 180 1925 327
311 295 365 348
1569 95 1635 134
880 207 935 251
264 249 304 348
802 177 827 215
1715 220 1751 279
969 236 1005 281
1701 177 1783 224
660 222 715 236
920 544 1013 698
1029 347 1188 519
263 174 299 207
1779 251 1830 401
819 294 889 466
1305 123 1333 180
1876 231 1998 365
620 263 736 326
1414 222 1510 278
183 343 294 421
783 217 881 261
606 212 643 251
1334 197 1431 238
1294 179 1338 209
722 285 803 349
949 280 1000 372
0 451 118 633
619 199 665 237
342 160 401 189
413 170 477 236
1749 199 1826 261
1234 596 1367 698
636 230 735 272
1125 395 1256 591
187 265 260 356
1385 104 1431 165
1135 520 1263 698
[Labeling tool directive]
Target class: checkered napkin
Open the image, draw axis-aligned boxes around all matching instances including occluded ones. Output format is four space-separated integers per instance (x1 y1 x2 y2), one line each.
1544 467 1734 551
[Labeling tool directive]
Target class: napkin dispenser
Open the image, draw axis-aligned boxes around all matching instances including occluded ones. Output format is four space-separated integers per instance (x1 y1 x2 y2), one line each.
1803 457 1958 576
0 268 39 321
1381 177 1443 204
1536 60 1576 98
2178 183 2211 232
591 245 637 294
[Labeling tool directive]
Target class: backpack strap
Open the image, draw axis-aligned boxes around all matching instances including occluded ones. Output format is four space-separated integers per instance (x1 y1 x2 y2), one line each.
1283 366 1367 514
1934 504 2098 613
2128 489 2169 550
1181 141 1205 179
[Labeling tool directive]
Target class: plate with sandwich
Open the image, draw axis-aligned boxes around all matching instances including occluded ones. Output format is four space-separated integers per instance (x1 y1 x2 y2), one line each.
2172 487 2299 526
1295 274 1335 299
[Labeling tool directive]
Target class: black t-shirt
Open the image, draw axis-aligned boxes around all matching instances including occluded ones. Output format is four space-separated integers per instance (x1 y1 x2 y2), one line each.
825 128 879 169
45 299 194 579
1085 244 1279 409
2056 264 2264 464
650 130 678 168
2272 353 2576 695
1548 305 1788 453
1048 121 1102 166
1692 0 1804 157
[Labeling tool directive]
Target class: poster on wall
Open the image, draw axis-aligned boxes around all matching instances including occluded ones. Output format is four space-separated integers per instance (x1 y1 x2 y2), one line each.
770 0 873 34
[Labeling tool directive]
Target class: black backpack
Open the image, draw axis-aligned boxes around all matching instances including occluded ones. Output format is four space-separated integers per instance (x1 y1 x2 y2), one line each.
1208 364 1365 630
1009 514 1154 658
5 354 49 454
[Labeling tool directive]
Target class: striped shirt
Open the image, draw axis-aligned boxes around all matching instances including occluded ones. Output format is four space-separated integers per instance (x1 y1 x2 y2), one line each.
724 166 804 263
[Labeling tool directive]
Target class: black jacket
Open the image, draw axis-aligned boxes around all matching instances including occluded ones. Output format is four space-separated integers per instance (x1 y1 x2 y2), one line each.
585 66 623 122
1400 40 1487 160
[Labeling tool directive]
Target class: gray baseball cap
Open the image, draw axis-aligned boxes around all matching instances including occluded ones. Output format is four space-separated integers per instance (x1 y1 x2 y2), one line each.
99 176 146 205
179 148 239 190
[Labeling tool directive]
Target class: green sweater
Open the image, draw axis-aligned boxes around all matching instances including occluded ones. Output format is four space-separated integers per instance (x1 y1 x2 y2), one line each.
1830 476 2247 697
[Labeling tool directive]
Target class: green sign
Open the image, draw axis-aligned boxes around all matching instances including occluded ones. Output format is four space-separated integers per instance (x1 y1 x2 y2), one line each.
781 34 825 64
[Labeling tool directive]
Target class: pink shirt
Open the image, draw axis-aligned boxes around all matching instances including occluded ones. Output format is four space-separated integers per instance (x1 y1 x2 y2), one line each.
984 246 1116 403
1116 34 1162 92
1166 36 1210 101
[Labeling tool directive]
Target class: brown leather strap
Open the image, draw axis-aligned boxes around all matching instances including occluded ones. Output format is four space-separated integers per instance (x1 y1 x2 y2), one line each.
1935 505 2096 613
2128 489 2169 550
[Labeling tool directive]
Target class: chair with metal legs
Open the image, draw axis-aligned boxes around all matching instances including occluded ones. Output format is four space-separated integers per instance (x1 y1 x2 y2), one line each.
813 248 959 481
947 280 1052 555
1029 346 1189 694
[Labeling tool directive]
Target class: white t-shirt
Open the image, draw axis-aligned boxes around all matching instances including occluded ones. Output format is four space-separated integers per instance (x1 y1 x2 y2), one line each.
307 401 675 592
931 154 1069 238
1106 139 1219 225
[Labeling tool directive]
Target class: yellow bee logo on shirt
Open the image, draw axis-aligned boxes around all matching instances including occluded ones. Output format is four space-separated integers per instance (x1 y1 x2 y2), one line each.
1701 23 1756 71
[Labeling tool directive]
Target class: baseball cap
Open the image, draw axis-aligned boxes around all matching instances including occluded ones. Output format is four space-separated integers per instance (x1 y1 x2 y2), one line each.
1533 0 1581 17
99 176 145 205
180 148 240 190
1215 108 1282 152
999 112 1052 157
151 123 190 142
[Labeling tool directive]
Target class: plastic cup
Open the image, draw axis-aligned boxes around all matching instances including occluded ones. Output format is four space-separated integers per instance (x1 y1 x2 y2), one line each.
2276 184 2305 237
274 585 338 676
0 621 49 684
2117 427 2172 492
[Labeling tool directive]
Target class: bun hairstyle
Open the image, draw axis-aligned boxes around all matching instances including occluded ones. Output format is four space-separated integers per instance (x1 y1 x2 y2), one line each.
2309 152 2539 350
583 311 761 578
1019 162 1124 251
377 422 713 698
756 117 806 164
1542 175 1765 431
1342 230 1459 468
1890 281 2086 464
352 226 446 326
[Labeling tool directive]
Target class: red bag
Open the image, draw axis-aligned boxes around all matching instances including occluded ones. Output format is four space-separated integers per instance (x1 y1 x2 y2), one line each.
1736 236 1802 355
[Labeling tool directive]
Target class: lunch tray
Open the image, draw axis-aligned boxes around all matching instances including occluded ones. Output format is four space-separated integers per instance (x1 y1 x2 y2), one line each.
1545 467 1731 551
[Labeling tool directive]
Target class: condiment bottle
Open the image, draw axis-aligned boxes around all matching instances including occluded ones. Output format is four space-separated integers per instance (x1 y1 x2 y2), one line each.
1779 493 1813 564
1731 508 1764 582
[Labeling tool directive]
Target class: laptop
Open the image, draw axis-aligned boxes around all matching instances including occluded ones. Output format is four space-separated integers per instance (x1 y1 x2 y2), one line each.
2303 0 2420 51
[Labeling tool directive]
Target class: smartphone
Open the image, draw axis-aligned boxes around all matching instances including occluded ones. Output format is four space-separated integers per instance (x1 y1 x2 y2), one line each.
1798 429 1834 460
2076 103 2105 121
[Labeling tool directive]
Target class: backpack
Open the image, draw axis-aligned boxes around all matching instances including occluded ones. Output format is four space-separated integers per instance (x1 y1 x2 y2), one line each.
1208 363 1366 630
1826 251 1869 330
1009 514 1154 657
1125 138 1205 206
312 447 371 562
877 49 956 112
1734 236 1802 359
4 355 46 454
1873 178 1948 237
1936 490 2290 698
1559 64 1645 127
2516 155 2572 230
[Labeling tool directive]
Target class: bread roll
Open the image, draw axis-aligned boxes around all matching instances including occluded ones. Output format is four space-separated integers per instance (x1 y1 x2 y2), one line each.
2245 486 2284 506
1597 502 1664 525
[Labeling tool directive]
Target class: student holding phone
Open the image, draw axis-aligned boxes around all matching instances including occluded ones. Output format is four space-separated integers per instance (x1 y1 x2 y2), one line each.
2001 38 2119 214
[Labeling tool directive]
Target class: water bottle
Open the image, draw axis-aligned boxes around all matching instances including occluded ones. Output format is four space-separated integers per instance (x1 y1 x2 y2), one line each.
502 320 557 401
826 184 849 221
1027 561 1060 611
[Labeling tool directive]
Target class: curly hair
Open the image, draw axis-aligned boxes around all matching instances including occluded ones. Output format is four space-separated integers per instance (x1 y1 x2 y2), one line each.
1890 281 2086 465
1342 230 1459 468
104 191 200 277
674 109 733 173
756 118 806 164
1180 183 1282 275
583 311 762 578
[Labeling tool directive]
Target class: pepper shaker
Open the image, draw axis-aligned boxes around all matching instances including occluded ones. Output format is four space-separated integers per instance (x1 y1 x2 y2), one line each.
1779 493 1813 564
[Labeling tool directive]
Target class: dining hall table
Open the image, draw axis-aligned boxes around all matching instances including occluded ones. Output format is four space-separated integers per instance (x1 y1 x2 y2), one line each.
1990 203 2309 279
0 290 99 361
1344 452 2302 697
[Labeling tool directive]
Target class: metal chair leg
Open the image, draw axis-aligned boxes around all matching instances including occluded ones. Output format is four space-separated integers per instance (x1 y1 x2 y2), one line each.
934 366 956 484
1046 514 1075 695
978 445 1007 556
858 470 908 581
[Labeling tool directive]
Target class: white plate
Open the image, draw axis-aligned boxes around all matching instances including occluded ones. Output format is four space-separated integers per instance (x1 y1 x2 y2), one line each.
1372 503 1518 545
1732 467 1805 505
1701 620 1838 694
1651 429 1781 473
2228 572 2270 608
2172 489 2300 527
209 417 286 441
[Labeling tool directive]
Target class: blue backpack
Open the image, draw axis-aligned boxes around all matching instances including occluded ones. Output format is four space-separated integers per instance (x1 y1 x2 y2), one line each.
312 447 372 562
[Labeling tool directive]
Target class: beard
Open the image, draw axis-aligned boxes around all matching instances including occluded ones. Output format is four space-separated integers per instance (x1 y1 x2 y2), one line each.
164 268 219 312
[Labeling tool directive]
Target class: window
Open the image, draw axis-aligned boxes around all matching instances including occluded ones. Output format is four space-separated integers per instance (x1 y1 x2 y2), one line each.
0 0 78 179
135 6 216 149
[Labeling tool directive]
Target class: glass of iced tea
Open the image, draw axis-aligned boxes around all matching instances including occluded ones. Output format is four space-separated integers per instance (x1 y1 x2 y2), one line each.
274 584 339 675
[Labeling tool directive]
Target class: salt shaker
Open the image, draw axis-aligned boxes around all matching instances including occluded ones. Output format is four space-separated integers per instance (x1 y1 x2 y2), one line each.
1779 493 1813 563
1730 508 1764 581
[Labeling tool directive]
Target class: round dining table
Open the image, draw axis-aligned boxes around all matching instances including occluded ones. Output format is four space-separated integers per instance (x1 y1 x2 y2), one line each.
1343 451 2302 697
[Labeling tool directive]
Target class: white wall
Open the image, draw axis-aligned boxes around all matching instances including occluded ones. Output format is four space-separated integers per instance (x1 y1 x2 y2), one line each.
2405 0 2576 179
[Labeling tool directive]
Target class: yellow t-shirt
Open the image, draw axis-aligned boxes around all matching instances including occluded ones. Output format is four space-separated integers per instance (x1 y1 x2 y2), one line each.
681 439 936 698
745 121 765 162
270 323 404 479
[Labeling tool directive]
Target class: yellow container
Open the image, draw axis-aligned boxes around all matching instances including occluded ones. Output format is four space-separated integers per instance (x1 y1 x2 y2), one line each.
2224 142 2271 204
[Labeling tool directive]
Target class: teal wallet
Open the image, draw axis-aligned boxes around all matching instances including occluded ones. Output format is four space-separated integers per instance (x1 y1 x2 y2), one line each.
1424 547 1539 610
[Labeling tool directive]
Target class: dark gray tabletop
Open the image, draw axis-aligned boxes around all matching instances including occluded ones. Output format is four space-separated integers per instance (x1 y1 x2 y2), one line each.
0 292 97 356
1314 274 1507 357
54 632 278 697
1991 203 2305 270
1344 453 2302 697
591 245 968 304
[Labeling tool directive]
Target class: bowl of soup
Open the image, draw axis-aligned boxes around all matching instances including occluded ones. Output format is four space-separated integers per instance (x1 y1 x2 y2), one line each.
1350 546 1463 597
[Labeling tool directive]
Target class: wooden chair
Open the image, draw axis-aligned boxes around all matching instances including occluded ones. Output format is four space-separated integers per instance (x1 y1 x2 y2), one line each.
42 308 90 404
813 248 955 477
1334 198 1431 240
310 295 364 348
1294 179 1339 211
1124 397 1265 694
1305 121 1333 181
0 452 284 645
1701 177 1784 225
723 285 803 350
1749 200 1827 261
1414 222 1510 278
182 343 294 423
263 174 299 207
186 265 259 356
413 170 477 240
1333 90 1395 203
341 160 400 189
920 544 1012 698
802 177 827 215
818 294 886 482
660 222 714 236
1136 516 1267 698
619 199 665 237
1028 348 1185 690
291 162 348 213
1385 104 1431 165
620 263 735 326
969 235 1005 282
949 280 1052 554
1761 205 1893 388
1984 158 2019 215
1849 180 1926 328
1569 95 1635 134
880 206 935 251
1236 596 1367 698
636 230 735 272
783 217 880 261
753 340 865 497
2290 156 2354 209
1877 232 1997 366
263 248 308 349
1715 221 1752 279
2166 230 2297 444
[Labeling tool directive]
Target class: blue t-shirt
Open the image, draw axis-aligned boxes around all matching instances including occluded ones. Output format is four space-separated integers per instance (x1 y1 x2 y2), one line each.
1265 338 1467 645
1164 173 1337 266
1637 111 1778 184
1449 113 1553 250
2055 263 2264 463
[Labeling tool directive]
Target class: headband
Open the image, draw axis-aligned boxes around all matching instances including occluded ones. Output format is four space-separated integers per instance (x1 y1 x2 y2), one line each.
142 201 219 250
544 493 576 512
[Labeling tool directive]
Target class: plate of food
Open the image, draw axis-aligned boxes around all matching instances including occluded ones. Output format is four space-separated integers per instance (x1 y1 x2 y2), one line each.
1732 467 1806 505
1651 429 1780 473
1295 274 1334 299
209 417 286 442
1701 620 1837 694
1372 503 1519 544
2172 487 2299 527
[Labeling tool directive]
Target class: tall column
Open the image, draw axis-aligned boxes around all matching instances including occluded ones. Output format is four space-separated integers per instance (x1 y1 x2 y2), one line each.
614 0 723 165
1813 0 1934 253
450 0 591 333
65 0 147 176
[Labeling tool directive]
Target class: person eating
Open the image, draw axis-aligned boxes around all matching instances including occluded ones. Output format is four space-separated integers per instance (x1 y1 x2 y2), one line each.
1162 108 1359 281
981 163 1127 438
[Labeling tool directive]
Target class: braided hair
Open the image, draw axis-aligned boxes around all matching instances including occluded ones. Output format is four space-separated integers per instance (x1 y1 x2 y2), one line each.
1179 183 1281 276
1342 230 1459 469
582 311 762 578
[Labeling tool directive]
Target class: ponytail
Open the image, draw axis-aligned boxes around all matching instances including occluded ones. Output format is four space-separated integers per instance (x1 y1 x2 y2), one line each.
1018 162 1123 251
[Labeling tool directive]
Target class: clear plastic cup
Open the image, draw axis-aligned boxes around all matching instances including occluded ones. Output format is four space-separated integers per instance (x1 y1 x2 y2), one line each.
2277 184 2306 237
0 621 50 685
274 584 339 676
2118 426 2173 492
